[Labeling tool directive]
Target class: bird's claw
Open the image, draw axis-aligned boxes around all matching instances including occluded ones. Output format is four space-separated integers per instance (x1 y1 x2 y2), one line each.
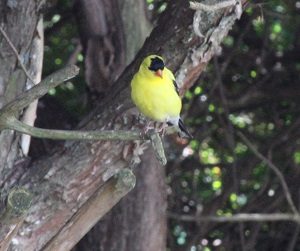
156 122 168 137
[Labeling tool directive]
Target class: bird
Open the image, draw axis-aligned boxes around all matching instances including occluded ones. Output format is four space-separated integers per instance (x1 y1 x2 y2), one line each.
130 55 192 138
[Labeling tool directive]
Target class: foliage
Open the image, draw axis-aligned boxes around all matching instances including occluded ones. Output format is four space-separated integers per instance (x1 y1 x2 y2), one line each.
43 0 87 120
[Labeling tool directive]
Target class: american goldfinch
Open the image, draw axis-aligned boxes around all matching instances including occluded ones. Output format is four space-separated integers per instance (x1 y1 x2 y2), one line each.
131 55 192 138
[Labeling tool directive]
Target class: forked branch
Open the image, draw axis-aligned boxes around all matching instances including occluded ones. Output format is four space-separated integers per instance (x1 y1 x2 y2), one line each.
0 65 166 165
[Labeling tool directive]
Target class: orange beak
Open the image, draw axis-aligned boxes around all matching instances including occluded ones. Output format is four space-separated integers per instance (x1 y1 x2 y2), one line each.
155 69 163 78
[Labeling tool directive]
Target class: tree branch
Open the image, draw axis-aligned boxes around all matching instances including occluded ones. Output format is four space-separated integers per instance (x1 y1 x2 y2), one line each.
0 65 79 116
168 212 300 223
0 188 32 251
7 117 145 141
0 64 167 164
237 131 299 215
189 0 242 37
42 169 136 251
190 0 239 12
149 130 167 166
20 16 44 156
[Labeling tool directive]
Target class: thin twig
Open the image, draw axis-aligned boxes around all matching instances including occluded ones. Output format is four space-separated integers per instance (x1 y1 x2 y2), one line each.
0 26 35 84
286 192 300 251
286 223 300 251
66 41 82 65
237 131 299 215
168 212 300 223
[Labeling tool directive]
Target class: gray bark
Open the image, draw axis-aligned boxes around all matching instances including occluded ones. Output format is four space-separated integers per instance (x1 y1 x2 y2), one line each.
73 0 164 250
74 148 167 251
0 0 39 172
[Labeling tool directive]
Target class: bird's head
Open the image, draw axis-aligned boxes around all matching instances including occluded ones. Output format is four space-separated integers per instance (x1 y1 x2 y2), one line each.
141 55 165 79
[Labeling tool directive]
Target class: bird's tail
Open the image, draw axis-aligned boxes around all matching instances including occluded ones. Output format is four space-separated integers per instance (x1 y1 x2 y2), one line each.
178 118 193 139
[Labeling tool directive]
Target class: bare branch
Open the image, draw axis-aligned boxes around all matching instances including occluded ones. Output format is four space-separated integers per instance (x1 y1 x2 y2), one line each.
0 64 168 164
286 225 300 251
42 169 136 251
237 131 299 215
190 1 238 12
0 64 139 141
169 212 300 223
0 65 79 116
6 117 145 141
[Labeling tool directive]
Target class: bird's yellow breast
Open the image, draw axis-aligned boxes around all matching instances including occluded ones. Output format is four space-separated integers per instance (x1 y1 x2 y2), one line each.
131 68 182 122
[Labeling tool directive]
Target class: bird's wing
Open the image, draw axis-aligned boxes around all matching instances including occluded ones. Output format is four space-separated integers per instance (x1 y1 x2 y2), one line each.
172 80 180 95
165 68 179 95
178 118 193 138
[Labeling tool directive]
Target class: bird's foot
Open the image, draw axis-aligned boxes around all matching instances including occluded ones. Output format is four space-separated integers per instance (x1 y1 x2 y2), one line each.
143 121 155 135
155 122 168 137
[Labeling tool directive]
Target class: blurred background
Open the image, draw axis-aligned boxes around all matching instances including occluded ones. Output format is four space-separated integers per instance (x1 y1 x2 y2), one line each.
31 0 300 250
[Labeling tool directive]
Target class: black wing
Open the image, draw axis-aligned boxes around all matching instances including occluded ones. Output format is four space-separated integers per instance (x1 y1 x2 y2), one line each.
173 80 179 95
178 118 193 139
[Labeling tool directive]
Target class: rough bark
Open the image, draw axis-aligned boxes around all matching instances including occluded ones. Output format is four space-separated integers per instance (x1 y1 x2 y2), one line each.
73 0 162 250
73 148 167 251
0 0 39 173
0 2 42 247
1 0 246 250
43 168 136 251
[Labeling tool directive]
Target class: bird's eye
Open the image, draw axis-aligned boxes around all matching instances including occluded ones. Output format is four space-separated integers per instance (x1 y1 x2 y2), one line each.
148 57 165 71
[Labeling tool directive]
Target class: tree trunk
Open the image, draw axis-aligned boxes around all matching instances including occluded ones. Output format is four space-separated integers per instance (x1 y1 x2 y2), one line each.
0 0 246 250
0 0 39 173
0 0 42 247
73 0 126 93
73 0 165 250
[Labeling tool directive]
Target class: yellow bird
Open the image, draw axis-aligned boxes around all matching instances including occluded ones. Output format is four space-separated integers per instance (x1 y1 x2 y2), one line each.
131 55 192 138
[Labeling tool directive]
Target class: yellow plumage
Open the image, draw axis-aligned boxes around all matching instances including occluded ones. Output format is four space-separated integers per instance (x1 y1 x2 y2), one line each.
131 56 181 122
131 55 192 138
